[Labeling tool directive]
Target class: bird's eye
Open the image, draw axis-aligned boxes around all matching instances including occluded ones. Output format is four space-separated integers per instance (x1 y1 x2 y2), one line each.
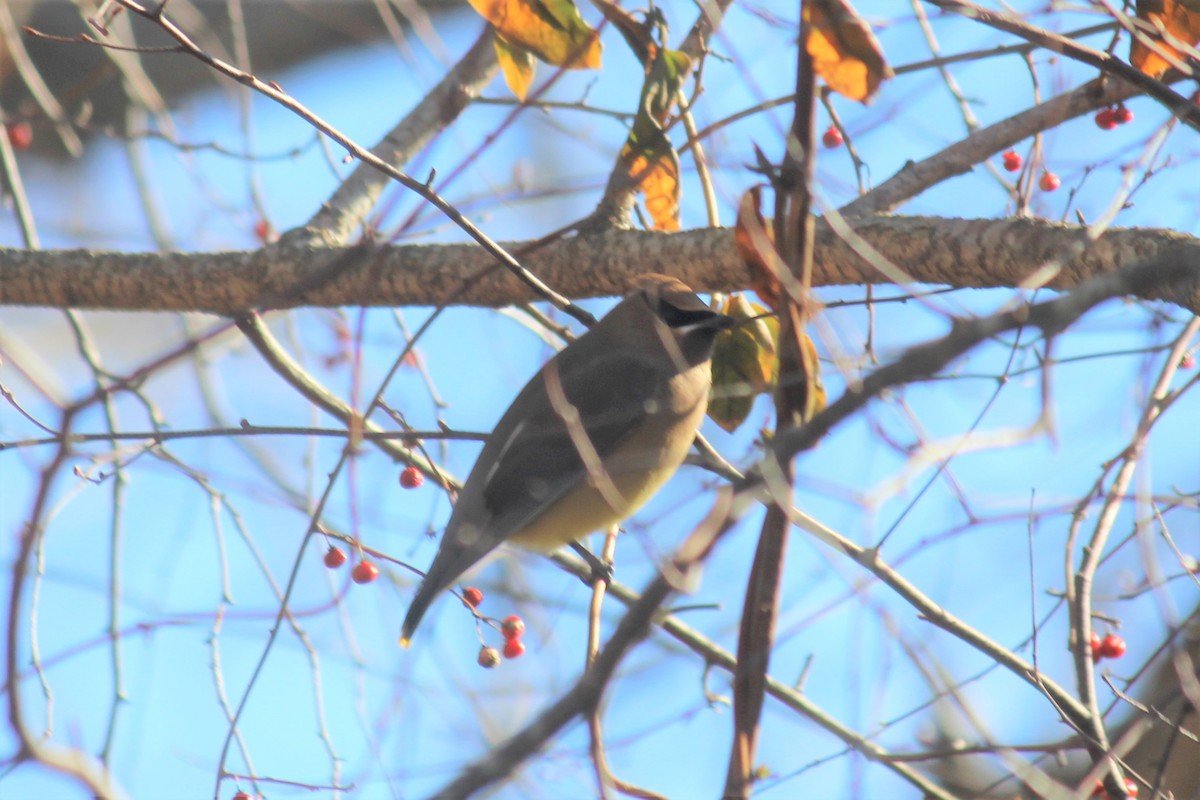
658 295 720 328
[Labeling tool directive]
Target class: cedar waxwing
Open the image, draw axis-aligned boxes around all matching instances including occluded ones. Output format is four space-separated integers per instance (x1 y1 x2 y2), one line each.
399 274 735 645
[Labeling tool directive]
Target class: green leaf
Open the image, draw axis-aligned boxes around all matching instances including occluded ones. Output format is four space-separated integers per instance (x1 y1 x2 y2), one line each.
708 295 779 433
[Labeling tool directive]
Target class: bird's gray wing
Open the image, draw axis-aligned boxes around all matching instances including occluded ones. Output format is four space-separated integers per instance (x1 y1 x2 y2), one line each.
477 350 664 530
401 351 666 643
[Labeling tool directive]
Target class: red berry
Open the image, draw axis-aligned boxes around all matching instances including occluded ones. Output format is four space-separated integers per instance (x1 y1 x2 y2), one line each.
1099 633 1127 659
1089 632 1103 662
233 793 252 800
1095 108 1118 130
502 638 526 659
253 219 274 244
5 121 32 151
1001 150 1022 172
1113 106 1134 125
500 615 525 640
399 466 424 489
351 559 379 584
1039 172 1061 192
477 646 501 669
1181 354 1195 369
821 125 843 149
323 546 347 569
462 586 484 608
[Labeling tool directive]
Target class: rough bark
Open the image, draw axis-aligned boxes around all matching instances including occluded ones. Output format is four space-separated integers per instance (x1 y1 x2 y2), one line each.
3 216 1198 314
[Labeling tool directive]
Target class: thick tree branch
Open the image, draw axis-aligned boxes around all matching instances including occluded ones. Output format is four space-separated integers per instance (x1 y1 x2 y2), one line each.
3 216 1198 313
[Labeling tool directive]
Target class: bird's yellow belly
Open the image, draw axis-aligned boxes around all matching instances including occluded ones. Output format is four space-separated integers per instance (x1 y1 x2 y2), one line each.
508 404 702 552
509 466 675 551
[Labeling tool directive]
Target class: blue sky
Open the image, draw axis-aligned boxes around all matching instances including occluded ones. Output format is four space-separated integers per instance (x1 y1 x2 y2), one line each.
2 3 1198 798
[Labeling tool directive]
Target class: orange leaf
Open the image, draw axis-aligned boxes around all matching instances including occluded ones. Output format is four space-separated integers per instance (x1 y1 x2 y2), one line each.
616 40 690 231
733 190 825 426
494 35 537 100
622 138 680 231
1130 0 1200 78
734 187 783 310
804 0 892 103
468 0 601 69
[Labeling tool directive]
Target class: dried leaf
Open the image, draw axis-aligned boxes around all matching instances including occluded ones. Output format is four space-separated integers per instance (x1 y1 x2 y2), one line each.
805 0 892 103
617 43 691 231
590 0 655 66
468 0 602 69
734 187 783 310
621 130 680 231
733 191 825 428
1131 0 1200 78
494 35 537 100
709 295 779 433
775 304 827 427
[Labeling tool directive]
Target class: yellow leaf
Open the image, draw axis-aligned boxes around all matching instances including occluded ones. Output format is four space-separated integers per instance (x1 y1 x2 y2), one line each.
622 139 680 231
494 35 537 100
1130 0 1200 78
468 0 601 69
709 296 780 433
614 41 691 231
804 0 892 103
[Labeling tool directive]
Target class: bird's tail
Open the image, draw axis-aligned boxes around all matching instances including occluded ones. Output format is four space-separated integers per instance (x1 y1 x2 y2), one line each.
399 527 495 647
399 577 440 648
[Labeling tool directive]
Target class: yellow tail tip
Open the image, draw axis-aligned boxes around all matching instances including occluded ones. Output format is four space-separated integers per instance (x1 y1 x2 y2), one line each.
398 635 411 649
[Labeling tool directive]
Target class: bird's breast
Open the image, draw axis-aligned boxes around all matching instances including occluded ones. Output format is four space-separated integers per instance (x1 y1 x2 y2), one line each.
508 363 712 552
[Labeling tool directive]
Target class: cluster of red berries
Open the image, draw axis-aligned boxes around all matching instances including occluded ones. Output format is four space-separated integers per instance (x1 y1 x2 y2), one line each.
316 467 427 580
1094 105 1134 130
322 545 380 584
463 587 527 667
999 150 1062 192
499 615 527 658
1089 632 1127 662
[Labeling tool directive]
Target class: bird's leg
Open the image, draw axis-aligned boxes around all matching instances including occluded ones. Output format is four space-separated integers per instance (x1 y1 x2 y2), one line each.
569 541 614 586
